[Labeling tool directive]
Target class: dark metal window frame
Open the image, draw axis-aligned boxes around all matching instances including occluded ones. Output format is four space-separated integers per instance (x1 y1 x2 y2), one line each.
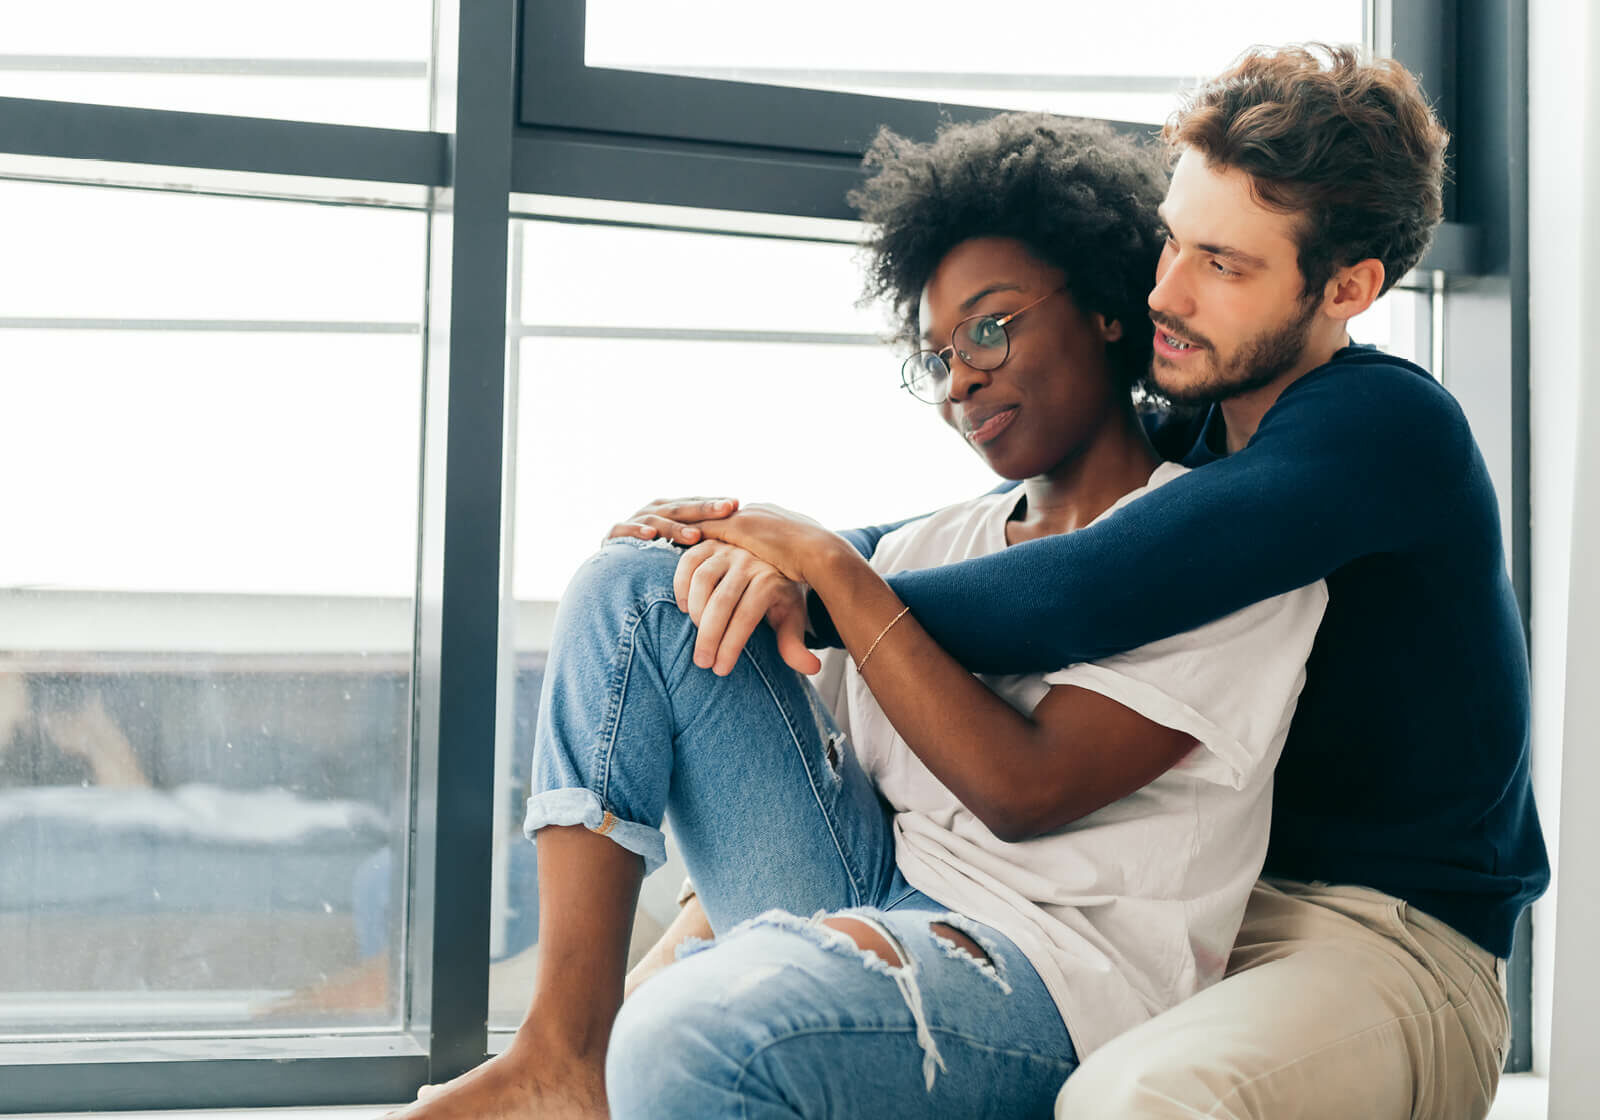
0 0 1531 1110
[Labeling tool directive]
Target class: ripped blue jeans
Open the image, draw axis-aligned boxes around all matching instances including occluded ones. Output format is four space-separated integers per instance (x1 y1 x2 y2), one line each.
524 541 1076 1118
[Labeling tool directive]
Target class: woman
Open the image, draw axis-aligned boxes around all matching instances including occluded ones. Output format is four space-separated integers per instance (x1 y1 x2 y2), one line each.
395 113 1325 1120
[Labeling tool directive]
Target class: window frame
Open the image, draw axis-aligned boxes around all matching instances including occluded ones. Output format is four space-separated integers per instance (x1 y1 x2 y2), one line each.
0 0 1535 1108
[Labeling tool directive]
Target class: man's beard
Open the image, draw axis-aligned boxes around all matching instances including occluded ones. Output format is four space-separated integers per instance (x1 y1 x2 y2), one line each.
1150 294 1320 405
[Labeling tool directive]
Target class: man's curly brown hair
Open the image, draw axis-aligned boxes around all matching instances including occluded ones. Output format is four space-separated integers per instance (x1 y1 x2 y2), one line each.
1165 43 1449 297
847 112 1169 392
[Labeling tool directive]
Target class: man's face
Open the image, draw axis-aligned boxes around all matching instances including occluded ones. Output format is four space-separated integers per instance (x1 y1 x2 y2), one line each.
1147 150 1322 405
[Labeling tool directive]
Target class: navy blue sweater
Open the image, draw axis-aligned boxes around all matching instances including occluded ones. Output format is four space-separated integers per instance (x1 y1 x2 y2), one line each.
813 346 1548 958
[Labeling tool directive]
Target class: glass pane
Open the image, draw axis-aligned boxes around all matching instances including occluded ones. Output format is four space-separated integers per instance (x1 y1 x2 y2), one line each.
0 180 426 1038
1 0 433 129
510 338 994 604
521 221 878 335
1350 287 1431 372
587 1 1369 124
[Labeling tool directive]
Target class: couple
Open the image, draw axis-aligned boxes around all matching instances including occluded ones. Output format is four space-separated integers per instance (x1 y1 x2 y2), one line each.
397 43 1546 1120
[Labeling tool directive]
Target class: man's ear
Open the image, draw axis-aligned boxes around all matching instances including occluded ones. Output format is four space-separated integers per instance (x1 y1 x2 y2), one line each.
1095 313 1125 342
1323 258 1386 322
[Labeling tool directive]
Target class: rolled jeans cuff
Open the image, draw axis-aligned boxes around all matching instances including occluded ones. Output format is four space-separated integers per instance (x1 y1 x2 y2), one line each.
523 788 668 876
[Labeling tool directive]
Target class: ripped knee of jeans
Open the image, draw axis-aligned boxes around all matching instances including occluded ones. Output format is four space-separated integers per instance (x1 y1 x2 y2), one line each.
726 909 947 1091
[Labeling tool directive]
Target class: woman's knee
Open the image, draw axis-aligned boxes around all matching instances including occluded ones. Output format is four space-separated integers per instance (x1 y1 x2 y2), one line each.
556 540 682 630
606 972 750 1118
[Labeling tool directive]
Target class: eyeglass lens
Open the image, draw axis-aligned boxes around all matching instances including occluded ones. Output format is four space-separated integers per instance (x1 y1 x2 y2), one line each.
902 313 1011 403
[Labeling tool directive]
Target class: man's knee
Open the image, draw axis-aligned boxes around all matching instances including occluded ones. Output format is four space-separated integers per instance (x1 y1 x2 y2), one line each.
1055 1038 1203 1119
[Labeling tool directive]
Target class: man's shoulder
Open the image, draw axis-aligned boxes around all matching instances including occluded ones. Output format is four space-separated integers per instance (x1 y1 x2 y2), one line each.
1264 347 1472 462
1284 347 1461 420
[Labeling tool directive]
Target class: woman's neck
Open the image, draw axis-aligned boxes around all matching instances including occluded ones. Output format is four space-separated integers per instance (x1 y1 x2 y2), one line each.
1006 407 1160 544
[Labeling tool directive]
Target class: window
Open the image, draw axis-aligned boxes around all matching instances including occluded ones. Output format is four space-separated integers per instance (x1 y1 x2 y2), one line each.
0 0 1535 1108
0 180 425 1040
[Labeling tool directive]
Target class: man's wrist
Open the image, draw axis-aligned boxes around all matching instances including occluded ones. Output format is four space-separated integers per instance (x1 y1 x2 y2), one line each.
806 535 870 594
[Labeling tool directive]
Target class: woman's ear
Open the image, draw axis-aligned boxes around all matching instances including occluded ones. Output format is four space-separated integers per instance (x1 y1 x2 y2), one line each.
1095 314 1124 342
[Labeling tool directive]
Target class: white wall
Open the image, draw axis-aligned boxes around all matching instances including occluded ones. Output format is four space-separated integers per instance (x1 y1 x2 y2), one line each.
1545 0 1600 1113
1527 0 1588 1076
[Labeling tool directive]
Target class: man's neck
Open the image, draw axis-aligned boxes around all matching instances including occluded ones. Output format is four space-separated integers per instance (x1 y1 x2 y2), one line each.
1218 331 1351 453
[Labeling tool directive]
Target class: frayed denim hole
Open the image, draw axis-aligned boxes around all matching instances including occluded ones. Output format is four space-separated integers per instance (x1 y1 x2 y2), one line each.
824 731 845 775
674 934 715 961
801 684 846 784
929 914 1013 994
602 537 684 556
724 909 948 1091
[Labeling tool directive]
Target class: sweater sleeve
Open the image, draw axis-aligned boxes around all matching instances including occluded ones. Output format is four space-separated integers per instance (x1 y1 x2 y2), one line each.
809 362 1473 673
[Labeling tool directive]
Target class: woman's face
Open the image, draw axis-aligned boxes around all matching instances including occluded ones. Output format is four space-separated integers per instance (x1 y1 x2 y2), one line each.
918 237 1124 480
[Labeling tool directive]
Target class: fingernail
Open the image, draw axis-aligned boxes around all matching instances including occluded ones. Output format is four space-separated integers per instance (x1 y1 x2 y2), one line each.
684 527 700 538
640 527 656 537
714 500 732 511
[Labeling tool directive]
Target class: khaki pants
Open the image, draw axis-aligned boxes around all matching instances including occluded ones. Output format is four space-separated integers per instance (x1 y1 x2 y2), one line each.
1056 879 1510 1119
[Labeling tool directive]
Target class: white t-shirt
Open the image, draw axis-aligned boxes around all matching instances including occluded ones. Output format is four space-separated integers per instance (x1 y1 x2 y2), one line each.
812 462 1328 1057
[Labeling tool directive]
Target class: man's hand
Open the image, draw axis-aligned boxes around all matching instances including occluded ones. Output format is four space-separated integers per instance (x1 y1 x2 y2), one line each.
693 503 847 585
604 497 741 547
675 540 822 676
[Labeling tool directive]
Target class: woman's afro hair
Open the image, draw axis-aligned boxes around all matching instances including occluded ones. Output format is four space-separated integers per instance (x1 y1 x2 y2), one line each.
848 112 1169 390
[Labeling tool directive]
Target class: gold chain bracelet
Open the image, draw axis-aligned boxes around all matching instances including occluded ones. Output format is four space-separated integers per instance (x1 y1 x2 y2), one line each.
856 606 910 673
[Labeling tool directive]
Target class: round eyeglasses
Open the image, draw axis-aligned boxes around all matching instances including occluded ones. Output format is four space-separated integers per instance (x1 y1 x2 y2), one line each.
900 287 1065 404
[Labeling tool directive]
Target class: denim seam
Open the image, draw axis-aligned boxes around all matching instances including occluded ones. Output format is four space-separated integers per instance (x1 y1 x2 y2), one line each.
592 591 680 811
590 587 869 906
737 642 870 908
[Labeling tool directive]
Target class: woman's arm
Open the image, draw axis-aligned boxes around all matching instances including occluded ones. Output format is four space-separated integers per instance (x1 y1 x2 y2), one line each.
698 507 1197 841
809 361 1474 672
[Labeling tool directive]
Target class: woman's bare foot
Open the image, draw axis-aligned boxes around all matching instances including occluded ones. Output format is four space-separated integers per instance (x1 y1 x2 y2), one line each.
384 1031 607 1120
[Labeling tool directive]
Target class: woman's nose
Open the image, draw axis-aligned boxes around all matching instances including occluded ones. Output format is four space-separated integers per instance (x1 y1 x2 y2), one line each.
944 354 992 403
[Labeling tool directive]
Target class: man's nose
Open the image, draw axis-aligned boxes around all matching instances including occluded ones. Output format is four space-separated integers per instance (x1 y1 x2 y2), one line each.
1148 255 1193 319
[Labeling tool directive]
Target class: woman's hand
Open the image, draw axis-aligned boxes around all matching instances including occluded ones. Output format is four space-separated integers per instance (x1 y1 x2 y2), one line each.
604 497 741 547
693 503 851 586
674 540 821 676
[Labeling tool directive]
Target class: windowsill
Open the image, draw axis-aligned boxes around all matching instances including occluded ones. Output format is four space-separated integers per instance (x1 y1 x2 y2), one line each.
1487 1073 1549 1119
7 1073 1551 1120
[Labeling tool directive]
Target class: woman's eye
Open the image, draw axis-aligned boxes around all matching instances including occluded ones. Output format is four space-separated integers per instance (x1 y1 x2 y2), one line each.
971 317 1006 347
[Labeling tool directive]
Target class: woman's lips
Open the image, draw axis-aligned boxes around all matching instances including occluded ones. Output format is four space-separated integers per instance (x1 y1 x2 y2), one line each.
965 406 1019 445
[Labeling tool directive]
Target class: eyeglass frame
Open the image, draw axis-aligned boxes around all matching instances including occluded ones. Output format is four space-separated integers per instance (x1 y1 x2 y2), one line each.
899 286 1067 404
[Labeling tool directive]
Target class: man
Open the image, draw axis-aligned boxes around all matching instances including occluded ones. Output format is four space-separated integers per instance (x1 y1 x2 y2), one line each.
634 43 1547 1119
